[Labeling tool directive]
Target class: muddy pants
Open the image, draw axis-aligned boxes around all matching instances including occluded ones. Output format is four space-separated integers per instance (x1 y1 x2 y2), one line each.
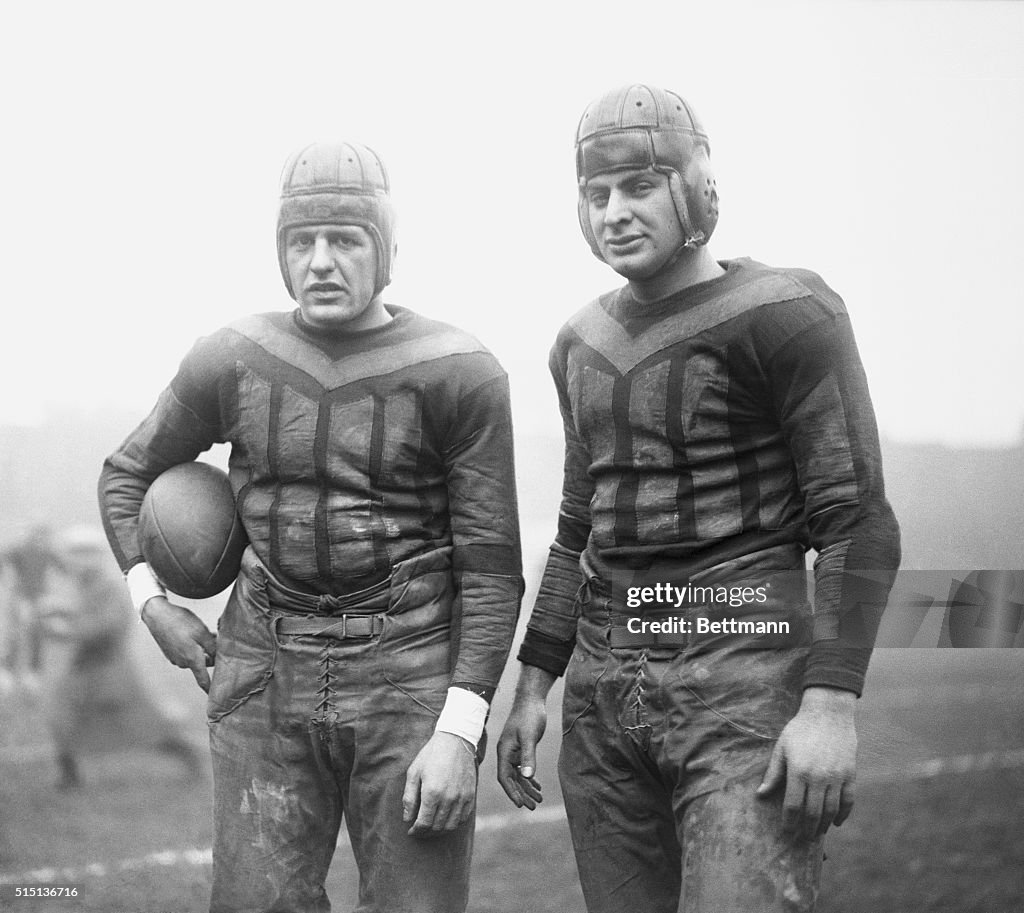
207 548 472 913
559 553 824 913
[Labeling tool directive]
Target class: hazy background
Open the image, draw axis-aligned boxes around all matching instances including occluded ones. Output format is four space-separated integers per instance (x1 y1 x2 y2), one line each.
2 0 1022 458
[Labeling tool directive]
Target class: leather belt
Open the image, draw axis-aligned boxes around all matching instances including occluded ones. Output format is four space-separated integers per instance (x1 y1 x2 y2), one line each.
277 613 386 639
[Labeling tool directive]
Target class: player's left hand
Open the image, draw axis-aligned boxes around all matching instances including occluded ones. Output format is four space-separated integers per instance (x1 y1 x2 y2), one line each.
402 731 478 838
756 686 857 841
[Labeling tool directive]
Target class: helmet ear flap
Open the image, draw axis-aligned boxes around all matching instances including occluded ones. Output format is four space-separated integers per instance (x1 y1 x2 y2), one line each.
365 199 396 297
664 151 719 249
578 186 603 260
664 168 713 249
278 227 297 299
682 151 719 244
666 170 699 247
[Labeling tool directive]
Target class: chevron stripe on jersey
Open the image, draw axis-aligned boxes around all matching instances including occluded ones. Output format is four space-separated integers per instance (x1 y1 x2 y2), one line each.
227 313 488 390
567 271 811 375
100 307 518 595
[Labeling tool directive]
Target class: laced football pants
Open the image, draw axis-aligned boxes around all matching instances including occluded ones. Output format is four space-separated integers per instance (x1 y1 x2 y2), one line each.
207 548 473 913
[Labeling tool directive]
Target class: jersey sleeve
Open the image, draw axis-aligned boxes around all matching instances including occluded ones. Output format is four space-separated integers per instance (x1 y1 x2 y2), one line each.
442 363 524 702
761 297 901 694
517 335 592 677
97 335 228 573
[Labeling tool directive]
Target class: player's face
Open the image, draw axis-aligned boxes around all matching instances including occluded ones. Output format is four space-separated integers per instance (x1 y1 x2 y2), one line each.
285 224 386 332
585 169 686 279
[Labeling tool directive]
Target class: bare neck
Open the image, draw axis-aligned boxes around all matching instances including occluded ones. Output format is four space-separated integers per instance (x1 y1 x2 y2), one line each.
627 245 726 303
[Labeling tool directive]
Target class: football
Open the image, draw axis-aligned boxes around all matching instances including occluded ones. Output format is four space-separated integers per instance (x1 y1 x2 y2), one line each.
138 462 248 599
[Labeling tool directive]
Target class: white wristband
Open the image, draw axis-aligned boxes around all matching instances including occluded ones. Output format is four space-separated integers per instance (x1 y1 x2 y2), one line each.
126 562 166 615
435 686 489 748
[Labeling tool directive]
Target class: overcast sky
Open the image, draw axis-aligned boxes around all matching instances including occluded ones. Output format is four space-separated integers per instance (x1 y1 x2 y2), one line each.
3 0 1022 446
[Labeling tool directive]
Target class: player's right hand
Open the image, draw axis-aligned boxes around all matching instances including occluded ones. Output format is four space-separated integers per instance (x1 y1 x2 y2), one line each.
141 596 217 692
496 696 547 810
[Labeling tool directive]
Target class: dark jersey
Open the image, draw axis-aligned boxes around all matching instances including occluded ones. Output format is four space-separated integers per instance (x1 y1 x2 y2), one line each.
99 305 523 695
519 258 900 694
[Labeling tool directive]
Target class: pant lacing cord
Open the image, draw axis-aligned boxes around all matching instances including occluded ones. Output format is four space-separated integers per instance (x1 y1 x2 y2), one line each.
624 648 650 726
314 642 333 715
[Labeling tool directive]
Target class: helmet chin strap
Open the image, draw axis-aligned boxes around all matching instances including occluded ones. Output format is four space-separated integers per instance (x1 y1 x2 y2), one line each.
640 232 698 287
657 239 691 272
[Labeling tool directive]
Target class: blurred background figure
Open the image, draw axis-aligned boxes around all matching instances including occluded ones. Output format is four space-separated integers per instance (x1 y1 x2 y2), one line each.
0 523 57 693
37 525 206 788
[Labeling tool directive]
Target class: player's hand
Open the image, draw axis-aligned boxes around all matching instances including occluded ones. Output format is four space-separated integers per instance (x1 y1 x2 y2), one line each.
756 686 857 840
402 731 478 837
496 692 547 810
141 595 217 692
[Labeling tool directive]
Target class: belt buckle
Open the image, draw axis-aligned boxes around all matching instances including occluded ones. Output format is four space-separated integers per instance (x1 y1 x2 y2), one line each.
338 614 377 639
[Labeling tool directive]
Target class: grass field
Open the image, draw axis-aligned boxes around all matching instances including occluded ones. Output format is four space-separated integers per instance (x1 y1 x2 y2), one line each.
2 576 1023 912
